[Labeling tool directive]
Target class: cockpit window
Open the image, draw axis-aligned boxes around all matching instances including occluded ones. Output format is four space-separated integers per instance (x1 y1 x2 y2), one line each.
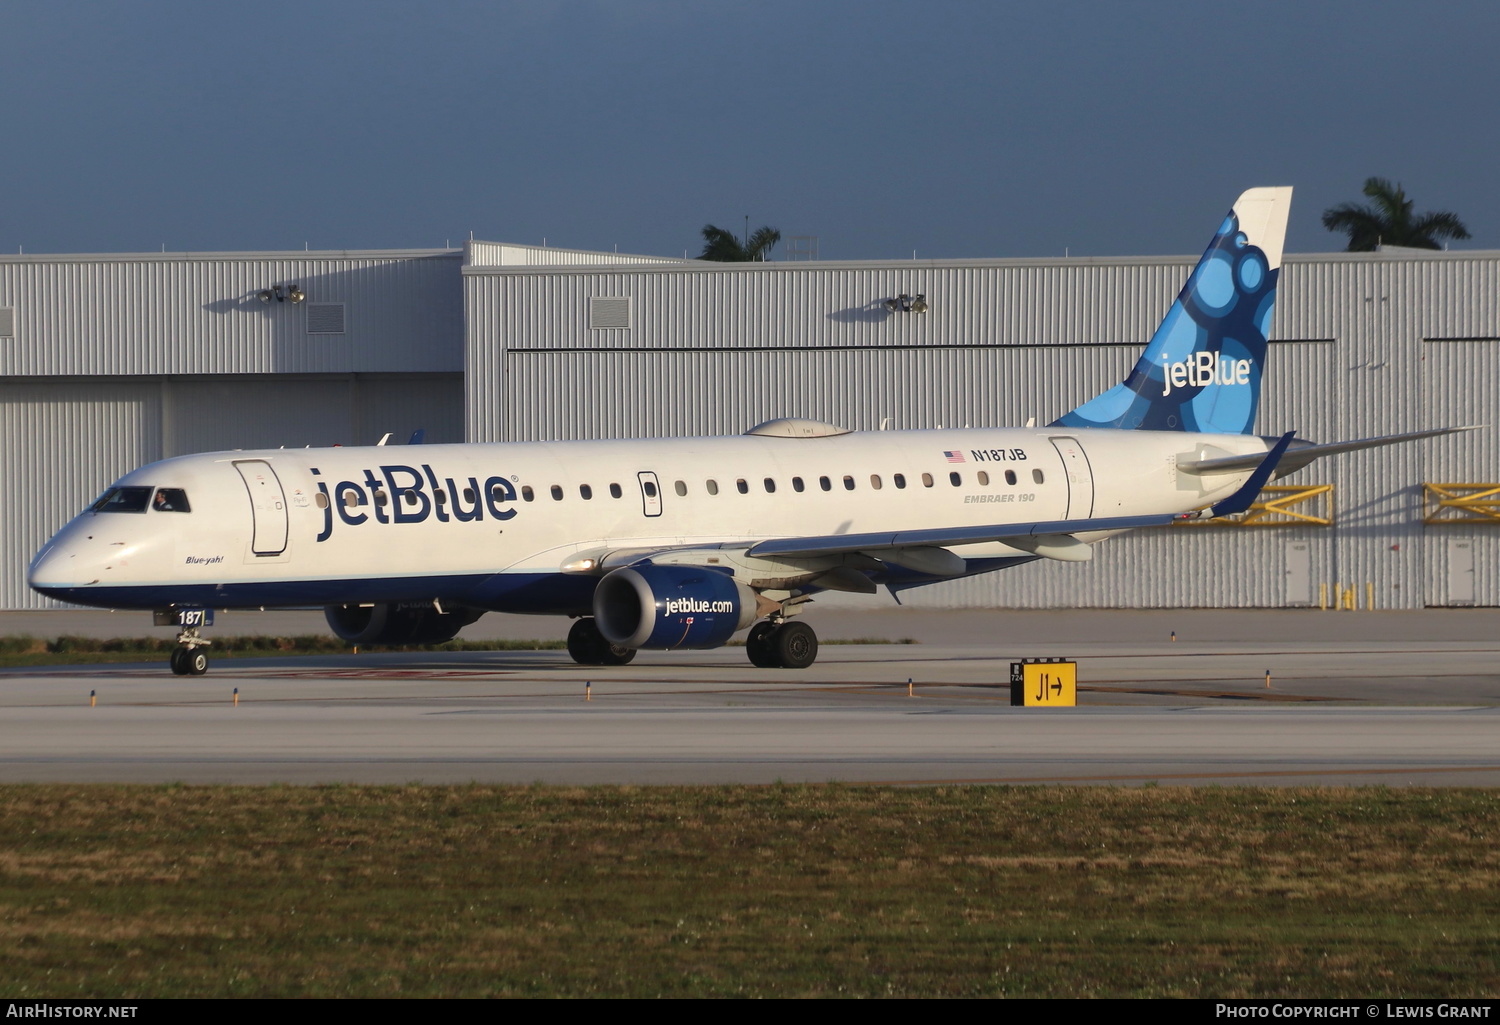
91 486 152 513
153 488 191 513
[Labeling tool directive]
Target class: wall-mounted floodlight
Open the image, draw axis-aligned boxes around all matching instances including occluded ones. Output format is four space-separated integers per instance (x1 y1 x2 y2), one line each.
883 293 929 314
257 284 306 304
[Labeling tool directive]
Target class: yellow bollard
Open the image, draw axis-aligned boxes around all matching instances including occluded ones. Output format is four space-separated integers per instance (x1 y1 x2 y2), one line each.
1171 631 1177 642
1346 586 1356 610
89 689 96 707
585 681 591 702
1264 669 1272 689
233 687 239 707
1366 581 1375 611
1319 583 1328 610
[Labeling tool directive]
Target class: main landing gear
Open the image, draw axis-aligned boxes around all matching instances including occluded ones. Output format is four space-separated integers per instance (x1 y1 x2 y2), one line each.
566 618 637 666
745 618 818 670
169 626 210 676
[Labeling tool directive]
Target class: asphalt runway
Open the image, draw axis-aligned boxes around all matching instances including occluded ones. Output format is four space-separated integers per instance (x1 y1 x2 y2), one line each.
2 620 1498 785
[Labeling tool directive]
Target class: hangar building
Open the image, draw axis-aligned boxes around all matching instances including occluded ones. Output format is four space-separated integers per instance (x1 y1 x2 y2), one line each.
4 239 1498 611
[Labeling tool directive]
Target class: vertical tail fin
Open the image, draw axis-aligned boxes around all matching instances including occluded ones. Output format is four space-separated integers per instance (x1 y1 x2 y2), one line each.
1053 186 1292 433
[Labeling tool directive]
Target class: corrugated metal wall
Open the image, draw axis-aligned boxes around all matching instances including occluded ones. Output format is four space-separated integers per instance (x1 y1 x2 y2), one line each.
1 374 463 609
465 251 1500 609
9 244 1497 612
0 250 463 377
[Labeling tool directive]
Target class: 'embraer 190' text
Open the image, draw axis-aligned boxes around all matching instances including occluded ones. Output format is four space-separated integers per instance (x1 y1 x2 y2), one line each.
311 464 517 543
1161 352 1253 396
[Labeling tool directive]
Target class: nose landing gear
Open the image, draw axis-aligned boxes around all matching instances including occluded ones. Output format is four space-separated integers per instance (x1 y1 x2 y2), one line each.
155 609 215 676
169 626 211 676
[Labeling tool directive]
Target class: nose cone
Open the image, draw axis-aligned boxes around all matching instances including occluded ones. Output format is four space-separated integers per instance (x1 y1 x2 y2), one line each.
28 533 85 600
28 523 115 606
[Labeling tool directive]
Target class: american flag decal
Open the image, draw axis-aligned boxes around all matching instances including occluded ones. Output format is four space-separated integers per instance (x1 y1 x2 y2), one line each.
944 450 966 463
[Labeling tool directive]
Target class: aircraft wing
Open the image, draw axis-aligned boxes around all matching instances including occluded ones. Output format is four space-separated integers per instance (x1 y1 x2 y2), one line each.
750 434 1295 561
1178 425 1479 476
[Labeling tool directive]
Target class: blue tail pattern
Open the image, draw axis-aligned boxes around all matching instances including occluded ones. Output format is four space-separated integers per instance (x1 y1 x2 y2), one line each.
1052 188 1290 434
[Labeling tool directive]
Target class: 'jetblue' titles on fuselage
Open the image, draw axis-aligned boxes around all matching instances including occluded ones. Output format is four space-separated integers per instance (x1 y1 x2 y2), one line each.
312 464 517 543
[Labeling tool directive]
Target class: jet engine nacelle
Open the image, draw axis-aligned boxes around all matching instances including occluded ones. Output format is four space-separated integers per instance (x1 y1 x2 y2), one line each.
594 565 756 650
324 602 483 645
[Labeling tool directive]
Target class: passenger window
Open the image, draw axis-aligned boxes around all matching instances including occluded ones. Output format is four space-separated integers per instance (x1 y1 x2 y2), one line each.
736 479 749 494
374 489 388 507
463 487 477 503
950 472 962 486
521 486 535 502
977 471 989 486
706 479 719 496
1005 470 1018 486
643 481 658 498
675 480 688 497
314 493 329 510
921 473 934 488
152 488 192 513
550 485 564 501
792 477 805 493
764 478 776 493
403 489 420 506
609 483 622 499
342 490 363 508
819 476 832 491
870 475 882 490
894 473 907 489
1032 469 1045 484
434 489 447 504
843 475 855 491
580 484 593 500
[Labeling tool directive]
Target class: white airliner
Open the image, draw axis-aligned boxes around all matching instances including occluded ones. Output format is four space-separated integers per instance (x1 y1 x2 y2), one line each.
27 187 1468 675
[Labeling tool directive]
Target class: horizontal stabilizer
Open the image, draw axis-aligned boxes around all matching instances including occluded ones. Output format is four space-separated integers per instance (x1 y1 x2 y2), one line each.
1178 425 1481 476
1209 431 1293 516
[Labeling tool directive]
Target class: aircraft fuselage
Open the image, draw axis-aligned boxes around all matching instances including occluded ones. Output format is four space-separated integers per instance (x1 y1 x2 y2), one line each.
29 426 1264 613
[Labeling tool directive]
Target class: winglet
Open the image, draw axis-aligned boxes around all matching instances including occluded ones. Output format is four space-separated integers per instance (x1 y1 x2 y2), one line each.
1209 431 1295 517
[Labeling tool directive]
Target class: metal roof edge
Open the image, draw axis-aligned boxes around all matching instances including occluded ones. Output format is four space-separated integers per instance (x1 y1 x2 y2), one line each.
464 248 1500 276
1283 249 1500 263
0 248 462 265
462 240 702 268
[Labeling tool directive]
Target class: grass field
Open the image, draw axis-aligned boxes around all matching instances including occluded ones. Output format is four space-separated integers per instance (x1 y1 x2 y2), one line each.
2 785 1496 997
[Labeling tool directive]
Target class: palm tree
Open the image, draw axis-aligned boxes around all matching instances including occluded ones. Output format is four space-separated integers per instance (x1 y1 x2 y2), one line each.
1321 178 1471 251
699 223 781 261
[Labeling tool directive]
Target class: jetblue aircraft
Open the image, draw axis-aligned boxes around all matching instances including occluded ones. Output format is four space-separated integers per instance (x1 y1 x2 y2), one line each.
27 187 1466 675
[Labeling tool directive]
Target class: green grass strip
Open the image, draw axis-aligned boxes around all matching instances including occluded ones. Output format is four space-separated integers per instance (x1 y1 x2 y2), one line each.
1 784 1496 997
0 634 912 667
0 635 567 666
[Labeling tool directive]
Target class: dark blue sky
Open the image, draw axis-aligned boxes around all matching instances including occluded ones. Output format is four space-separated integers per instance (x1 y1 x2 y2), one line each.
1 1 1492 259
